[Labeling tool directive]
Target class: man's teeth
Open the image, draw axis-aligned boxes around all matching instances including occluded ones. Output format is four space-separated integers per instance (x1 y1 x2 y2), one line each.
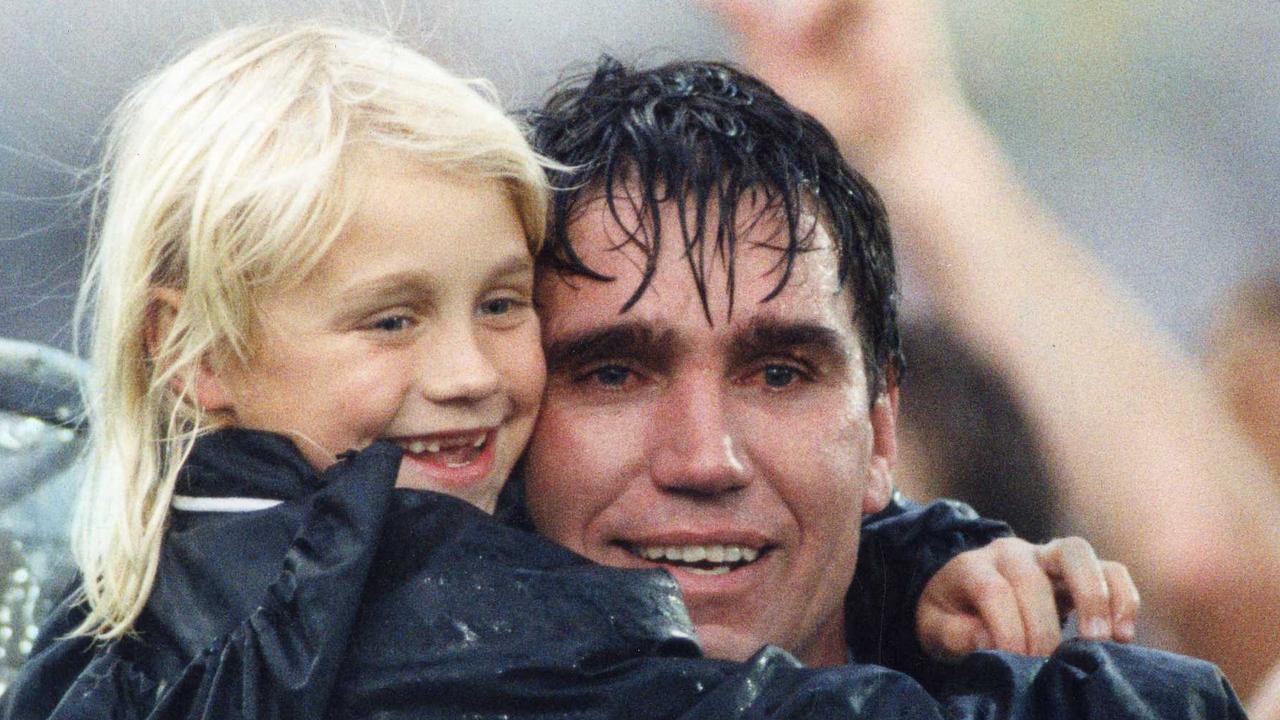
629 543 761 570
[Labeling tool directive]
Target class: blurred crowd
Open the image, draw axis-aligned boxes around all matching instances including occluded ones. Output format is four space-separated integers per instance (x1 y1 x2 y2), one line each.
701 0 1280 714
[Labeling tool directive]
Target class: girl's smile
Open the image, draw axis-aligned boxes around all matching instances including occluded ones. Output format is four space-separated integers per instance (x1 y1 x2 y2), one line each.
206 153 545 513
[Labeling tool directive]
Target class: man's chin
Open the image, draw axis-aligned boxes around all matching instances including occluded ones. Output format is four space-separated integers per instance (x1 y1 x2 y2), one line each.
693 624 773 663
695 620 848 667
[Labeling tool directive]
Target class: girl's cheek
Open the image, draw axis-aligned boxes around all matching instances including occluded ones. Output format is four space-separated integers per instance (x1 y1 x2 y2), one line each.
499 326 548 407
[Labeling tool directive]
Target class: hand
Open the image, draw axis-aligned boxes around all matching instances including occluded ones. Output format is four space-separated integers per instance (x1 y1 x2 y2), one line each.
701 0 965 163
1249 658 1280 720
916 537 1140 660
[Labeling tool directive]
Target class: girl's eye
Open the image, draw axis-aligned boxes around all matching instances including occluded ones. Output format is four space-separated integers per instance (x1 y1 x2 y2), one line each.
478 295 532 328
370 315 413 333
479 297 515 316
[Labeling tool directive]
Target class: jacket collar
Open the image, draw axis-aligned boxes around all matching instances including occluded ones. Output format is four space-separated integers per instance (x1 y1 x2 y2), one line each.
175 428 323 502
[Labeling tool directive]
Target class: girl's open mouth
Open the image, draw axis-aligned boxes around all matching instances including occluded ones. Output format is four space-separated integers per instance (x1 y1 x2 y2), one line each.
394 429 497 492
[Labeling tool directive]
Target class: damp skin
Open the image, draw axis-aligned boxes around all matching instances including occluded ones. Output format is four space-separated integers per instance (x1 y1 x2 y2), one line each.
525 195 893 666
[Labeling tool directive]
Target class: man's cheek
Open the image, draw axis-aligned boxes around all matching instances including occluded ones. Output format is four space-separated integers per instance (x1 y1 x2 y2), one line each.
526 419 593 544
525 471 575 548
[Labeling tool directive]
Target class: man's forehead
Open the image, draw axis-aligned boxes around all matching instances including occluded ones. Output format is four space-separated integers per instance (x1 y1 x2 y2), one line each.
549 192 842 290
538 256 857 357
566 186 827 248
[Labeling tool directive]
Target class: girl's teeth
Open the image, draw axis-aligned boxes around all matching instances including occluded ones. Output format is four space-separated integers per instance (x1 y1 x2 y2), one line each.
404 436 484 455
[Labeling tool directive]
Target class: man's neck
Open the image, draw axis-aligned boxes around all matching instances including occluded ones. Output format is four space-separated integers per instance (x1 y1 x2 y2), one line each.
796 612 850 667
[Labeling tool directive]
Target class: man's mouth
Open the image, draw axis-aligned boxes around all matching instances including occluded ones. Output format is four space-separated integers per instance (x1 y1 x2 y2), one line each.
396 430 490 468
624 543 767 576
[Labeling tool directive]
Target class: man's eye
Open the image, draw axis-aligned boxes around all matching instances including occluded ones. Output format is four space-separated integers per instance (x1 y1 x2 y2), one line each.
371 315 413 332
761 364 802 389
588 365 632 387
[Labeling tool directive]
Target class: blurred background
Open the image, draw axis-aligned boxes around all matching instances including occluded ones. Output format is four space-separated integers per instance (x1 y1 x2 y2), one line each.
2 0 1278 354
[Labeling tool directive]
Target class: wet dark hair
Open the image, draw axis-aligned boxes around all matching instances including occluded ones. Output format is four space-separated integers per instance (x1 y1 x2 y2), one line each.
527 57 902 396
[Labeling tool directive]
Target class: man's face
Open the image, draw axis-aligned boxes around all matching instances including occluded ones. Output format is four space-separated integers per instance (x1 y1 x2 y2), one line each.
524 196 895 666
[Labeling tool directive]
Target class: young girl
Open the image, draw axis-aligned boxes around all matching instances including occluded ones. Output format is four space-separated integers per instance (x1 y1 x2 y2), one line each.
0 21 1132 720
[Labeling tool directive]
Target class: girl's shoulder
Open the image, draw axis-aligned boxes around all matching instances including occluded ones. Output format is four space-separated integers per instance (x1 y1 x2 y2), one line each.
4 436 400 720
0 586 163 720
0 497 304 718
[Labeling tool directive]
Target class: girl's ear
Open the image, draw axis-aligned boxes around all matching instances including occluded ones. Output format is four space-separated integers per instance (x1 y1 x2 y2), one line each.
146 288 234 412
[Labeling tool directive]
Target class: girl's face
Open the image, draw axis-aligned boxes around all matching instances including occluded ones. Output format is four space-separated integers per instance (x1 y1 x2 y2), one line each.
207 154 545 513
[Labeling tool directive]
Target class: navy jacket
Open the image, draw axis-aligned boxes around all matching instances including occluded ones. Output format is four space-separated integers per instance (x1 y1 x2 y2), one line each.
0 430 1245 719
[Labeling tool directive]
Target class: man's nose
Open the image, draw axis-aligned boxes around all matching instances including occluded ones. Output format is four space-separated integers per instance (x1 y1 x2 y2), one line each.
420 323 501 404
648 372 750 495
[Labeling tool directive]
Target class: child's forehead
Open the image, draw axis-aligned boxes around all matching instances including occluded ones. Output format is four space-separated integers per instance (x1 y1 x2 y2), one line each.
261 157 530 300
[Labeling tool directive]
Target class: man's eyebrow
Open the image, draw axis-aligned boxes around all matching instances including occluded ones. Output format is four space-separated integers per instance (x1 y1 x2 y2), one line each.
543 321 676 373
728 318 852 365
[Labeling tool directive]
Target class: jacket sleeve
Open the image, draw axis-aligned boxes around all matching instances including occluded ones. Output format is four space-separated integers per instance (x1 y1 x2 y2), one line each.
18 443 402 720
845 490 1012 675
150 442 401 719
930 640 1249 720
675 648 951 720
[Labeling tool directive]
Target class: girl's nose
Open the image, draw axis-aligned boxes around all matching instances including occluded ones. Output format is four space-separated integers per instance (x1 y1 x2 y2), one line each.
420 326 502 404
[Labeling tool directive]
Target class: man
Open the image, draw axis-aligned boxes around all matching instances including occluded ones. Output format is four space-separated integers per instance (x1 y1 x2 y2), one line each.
514 56 1243 716
517 56 1068 668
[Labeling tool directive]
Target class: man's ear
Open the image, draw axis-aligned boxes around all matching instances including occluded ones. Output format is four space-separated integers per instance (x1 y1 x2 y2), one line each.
146 288 234 413
863 381 899 515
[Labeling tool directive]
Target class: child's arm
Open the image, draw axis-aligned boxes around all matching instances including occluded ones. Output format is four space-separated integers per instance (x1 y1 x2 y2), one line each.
155 442 400 718
849 495 1135 673
848 493 1009 671
6 441 401 720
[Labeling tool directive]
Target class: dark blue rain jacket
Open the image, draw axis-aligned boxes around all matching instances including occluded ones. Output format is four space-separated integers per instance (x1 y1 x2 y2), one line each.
0 430 1245 719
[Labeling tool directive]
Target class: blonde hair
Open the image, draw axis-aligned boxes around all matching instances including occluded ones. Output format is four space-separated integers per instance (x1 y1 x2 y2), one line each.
71 21 550 640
